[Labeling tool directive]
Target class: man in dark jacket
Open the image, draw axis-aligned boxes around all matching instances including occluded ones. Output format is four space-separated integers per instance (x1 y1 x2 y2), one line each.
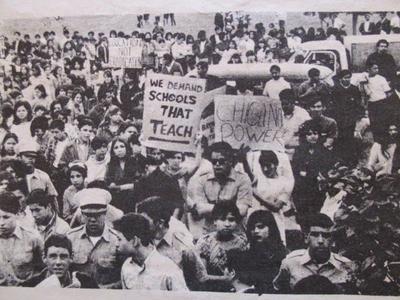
119 72 141 118
330 70 365 166
192 30 213 64
21 234 98 288
161 53 184 76
366 39 397 82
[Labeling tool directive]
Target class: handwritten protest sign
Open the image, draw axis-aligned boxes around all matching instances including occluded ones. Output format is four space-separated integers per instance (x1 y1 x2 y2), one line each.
199 85 226 145
214 95 284 150
142 74 206 152
108 38 143 68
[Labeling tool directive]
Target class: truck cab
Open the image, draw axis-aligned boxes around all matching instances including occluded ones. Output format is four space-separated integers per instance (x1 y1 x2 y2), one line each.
291 35 400 83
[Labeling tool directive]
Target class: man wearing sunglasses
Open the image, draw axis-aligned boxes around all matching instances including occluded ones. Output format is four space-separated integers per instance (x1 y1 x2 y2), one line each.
189 142 252 234
273 213 356 293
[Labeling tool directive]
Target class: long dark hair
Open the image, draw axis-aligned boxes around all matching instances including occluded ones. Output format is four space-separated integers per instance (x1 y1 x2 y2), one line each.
109 137 132 164
13 100 33 124
1 132 18 157
379 124 398 159
34 84 48 99
246 210 284 249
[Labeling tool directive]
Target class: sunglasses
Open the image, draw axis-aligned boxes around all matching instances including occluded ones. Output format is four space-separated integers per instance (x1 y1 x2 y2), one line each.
309 231 331 238
211 158 228 166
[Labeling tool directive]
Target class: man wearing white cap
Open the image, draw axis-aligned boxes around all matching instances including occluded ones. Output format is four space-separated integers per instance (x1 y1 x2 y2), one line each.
18 140 59 213
66 188 124 289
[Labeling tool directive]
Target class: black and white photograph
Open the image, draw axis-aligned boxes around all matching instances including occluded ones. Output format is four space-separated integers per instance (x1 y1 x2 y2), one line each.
0 0 400 299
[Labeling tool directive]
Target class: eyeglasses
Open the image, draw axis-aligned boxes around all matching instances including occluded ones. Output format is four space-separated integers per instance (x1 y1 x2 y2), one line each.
309 231 331 238
211 158 227 166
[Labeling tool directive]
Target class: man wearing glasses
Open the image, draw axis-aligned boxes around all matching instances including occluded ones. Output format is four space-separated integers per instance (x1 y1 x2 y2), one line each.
190 141 252 234
273 213 356 293
67 188 125 289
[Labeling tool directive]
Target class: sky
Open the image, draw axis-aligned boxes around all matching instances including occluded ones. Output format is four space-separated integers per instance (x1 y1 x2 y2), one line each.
0 0 399 20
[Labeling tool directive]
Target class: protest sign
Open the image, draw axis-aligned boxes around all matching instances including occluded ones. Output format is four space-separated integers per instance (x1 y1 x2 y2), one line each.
199 85 226 146
214 95 284 150
108 38 143 68
142 74 206 152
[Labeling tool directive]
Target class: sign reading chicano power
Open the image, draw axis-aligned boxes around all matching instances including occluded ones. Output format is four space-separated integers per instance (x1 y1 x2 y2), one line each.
214 95 284 150
108 38 143 68
142 74 206 152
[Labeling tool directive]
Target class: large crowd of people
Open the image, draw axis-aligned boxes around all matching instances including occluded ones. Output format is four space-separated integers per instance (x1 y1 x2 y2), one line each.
0 11 400 295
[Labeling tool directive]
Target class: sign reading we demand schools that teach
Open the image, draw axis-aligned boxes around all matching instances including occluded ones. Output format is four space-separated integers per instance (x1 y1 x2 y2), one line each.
214 95 284 151
143 74 207 153
108 38 143 68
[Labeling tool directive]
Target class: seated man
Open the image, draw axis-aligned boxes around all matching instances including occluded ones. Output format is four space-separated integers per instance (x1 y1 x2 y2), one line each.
113 213 188 291
273 213 356 293
26 189 70 241
189 142 252 234
21 234 98 288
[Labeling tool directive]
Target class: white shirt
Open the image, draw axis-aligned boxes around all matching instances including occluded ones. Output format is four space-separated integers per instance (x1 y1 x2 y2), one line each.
171 42 188 59
53 139 69 168
199 40 206 54
10 122 32 144
333 17 346 29
121 249 188 290
281 106 311 150
246 150 297 244
390 15 400 28
365 74 391 102
364 21 372 33
263 77 291 100
367 142 396 176
220 49 238 64
238 39 255 57
86 156 108 183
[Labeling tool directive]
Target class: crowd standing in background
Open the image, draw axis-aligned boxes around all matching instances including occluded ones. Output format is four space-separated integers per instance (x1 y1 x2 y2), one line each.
0 11 400 295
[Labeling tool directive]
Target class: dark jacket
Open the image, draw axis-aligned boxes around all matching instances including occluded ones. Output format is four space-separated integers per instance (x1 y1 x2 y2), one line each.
359 22 376 35
366 51 397 81
192 40 213 62
230 243 287 294
134 167 184 210
161 61 184 76
97 81 118 102
96 44 109 64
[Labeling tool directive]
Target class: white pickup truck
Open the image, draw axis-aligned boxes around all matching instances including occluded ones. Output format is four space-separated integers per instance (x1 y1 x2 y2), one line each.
206 34 400 86
291 34 400 83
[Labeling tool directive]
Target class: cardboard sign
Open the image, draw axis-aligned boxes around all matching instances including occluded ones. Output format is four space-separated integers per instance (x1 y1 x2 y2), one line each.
142 74 206 152
214 95 284 150
199 85 226 146
108 38 143 68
